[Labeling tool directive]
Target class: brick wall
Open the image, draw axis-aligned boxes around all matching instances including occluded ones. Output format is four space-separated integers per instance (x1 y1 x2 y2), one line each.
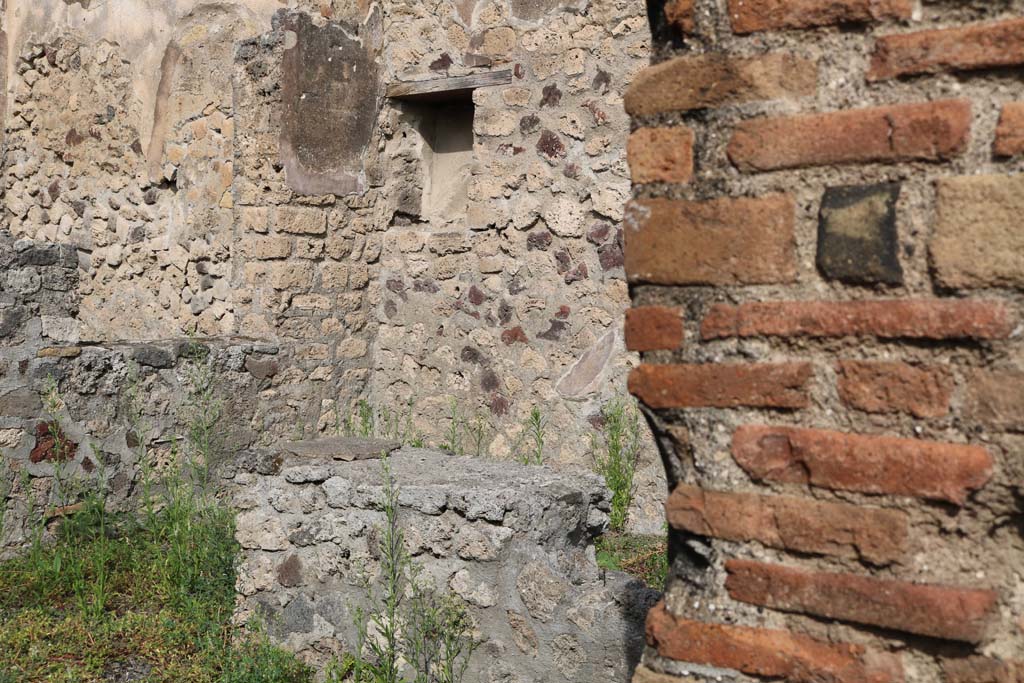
625 2 1024 682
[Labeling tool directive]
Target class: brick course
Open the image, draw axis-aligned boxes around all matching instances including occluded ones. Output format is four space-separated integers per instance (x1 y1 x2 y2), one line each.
869 18 1024 81
725 560 998 643
728 100 971 172
624 306 683 352
627 127 694 185
646 602 904 683
728 0 913 34
701 299 1013 341
629 363 812 409
624 195 796 285
666 484 907 563
836 361 953 418
731 425 993 504
624 53 817 117
994 104 1024 157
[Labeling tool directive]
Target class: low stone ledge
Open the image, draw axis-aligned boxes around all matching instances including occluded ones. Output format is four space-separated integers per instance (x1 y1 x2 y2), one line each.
226 445 659 680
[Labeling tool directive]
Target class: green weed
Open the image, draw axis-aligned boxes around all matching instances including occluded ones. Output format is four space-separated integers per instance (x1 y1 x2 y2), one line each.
328 456 476 683
513 407 546 466
590 398 643 532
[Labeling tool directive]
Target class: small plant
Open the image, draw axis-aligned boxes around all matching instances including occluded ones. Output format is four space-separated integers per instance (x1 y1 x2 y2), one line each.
513 407 546 466
590 398 643 532
466 412 489 458
440 399 464 455
181 336 226 490
328 456 476 683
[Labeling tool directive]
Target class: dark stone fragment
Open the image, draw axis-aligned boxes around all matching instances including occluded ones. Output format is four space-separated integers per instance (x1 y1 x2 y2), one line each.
276 593 314 637
384 299 398 318
29 421 77 463
554 250 571 273
536 129 566 162
817 183 903 286
142 188 159 205
468 286 487 306
71 200 87 217
598 242 624 270
132 345 175 369
245 356 279 379
277 554 304 587
386 279 406 294
537 319 568 341
498 300 514 325
540 84 562 108
489 394 510 416
555 305 570 319
527 230 552 251
564 263 588 284
413 279 439 294
430 53 453 71
520 114 540 135
65 128 85 146
587 223 612 244
0 387 41 418
461 346 484 364
18 245 60 266
0 307 25 337
501 326 529 345
514 63 525 79
195 260 211 275
562 163 580 179
481 369 501 392
289 527 315 547
508 273 528 295
593 69 611 93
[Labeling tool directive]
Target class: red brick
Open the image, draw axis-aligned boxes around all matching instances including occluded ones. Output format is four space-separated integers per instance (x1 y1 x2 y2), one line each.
701 299 1013 341
624 195 796 286
731 425 993 505
625 306 684 352
646 601 904 683
627 128 694 185
729 0 912 34
728 100 971 172
624 53 817 117
837 361 953 419
629 363 812 410
663 0 696 35
725 560 999 643
943 656 1024 683
965 369 1024 431
995 103 1024 157
869 18 1024 81
667 484 907 563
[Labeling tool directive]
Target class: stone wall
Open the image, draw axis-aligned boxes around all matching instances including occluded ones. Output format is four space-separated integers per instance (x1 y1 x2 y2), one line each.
625 2 1024 682
226 442 658 680
0 0 667 537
